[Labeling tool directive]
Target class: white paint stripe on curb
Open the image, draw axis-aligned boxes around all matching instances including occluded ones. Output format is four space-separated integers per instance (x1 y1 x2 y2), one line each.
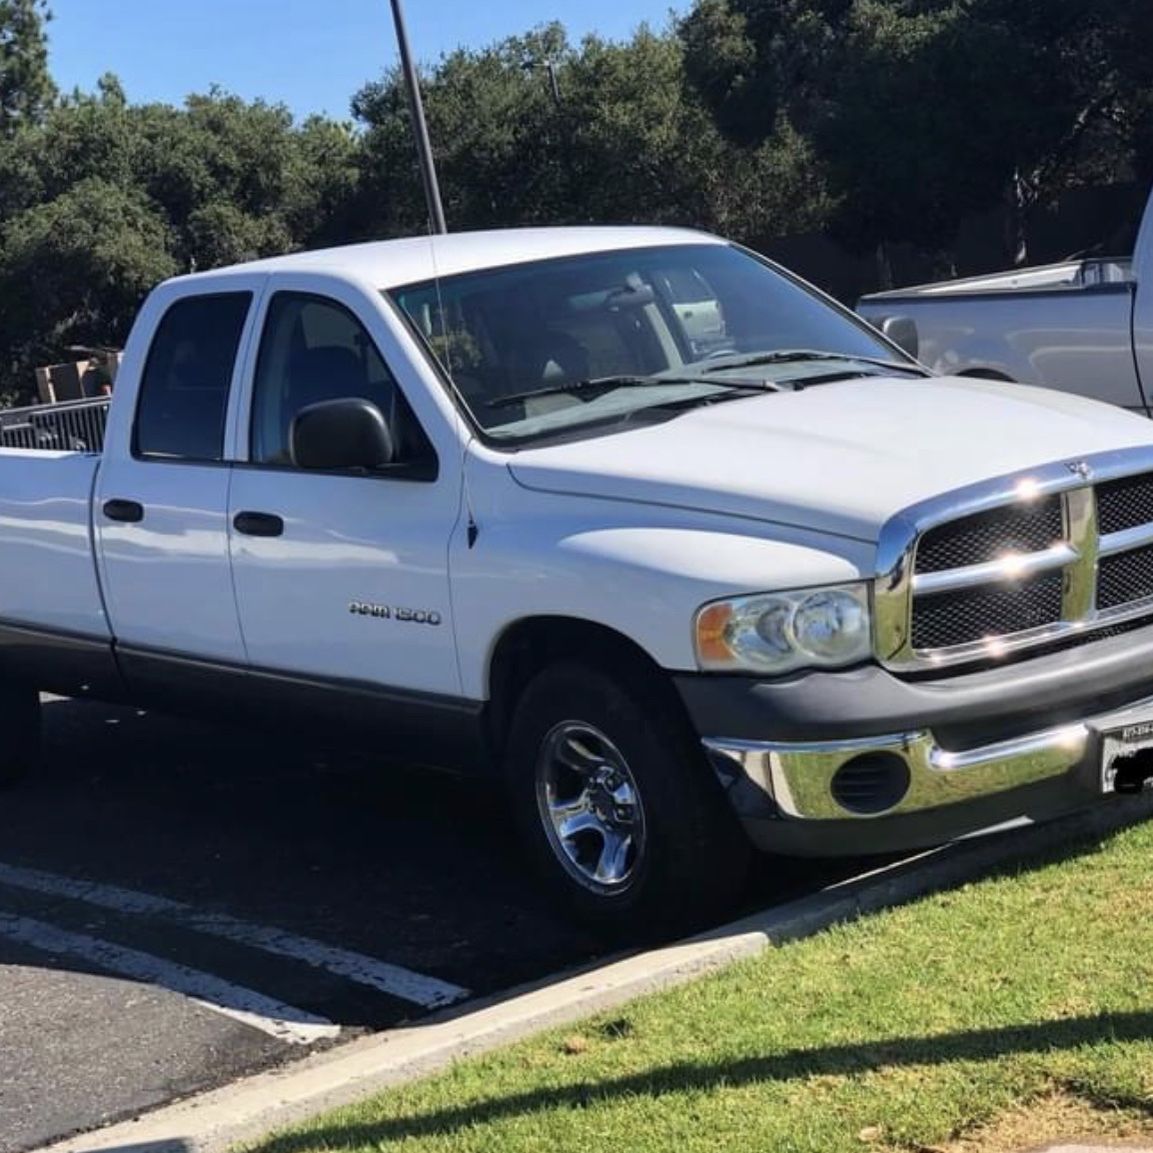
0 913 340 1046
33 793 1153 1153
0 861 468 1009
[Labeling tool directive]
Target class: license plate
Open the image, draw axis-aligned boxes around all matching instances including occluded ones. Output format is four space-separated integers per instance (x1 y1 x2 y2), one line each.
1100 717 1153 793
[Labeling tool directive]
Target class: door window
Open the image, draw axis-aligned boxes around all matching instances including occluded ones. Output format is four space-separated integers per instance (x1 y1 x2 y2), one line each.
250 293 434 474
134 293 251 461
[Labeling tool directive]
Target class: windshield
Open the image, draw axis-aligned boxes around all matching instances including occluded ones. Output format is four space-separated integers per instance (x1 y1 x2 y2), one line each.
389 243 914 445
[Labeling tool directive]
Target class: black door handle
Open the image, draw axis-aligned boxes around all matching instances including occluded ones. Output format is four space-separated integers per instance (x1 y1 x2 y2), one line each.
233 511 285 538
102 499 144 523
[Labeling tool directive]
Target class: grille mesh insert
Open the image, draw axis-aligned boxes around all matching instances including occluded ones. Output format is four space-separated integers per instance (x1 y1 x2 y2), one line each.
911 573 1064 651
1098 473 1153 536
1099 545 1153 610
915 497 1064 574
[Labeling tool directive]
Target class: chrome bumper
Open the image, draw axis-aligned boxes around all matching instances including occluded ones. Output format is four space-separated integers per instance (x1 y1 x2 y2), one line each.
703 694 1153 823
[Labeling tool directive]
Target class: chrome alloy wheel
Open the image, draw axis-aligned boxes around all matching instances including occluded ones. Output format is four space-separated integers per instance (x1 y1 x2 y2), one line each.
535 721 647 894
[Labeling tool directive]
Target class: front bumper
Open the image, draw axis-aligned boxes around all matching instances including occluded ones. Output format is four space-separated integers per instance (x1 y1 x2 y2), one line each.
676 622 1153 855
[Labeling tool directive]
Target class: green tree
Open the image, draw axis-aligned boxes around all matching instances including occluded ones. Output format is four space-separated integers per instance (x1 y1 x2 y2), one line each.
681 0 1153 270
351 21 826 243
972 0 1153 259
0 0 53 136
0 178 177 387
352 24 576 235
0 76 362 397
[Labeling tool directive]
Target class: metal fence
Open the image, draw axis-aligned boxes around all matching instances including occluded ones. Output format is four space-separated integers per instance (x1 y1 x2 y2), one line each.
0 396 110 454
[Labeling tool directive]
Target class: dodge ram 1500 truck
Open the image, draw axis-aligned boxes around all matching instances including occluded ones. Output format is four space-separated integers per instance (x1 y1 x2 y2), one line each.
5 226 1153 936
857 187 1153 412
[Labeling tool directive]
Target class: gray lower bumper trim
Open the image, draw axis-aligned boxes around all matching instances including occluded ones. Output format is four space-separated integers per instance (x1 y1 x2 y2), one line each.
675 618 1153 746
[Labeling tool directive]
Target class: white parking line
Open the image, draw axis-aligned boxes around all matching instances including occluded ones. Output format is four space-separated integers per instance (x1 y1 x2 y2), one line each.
0 913 340 1045
0 861 469 1009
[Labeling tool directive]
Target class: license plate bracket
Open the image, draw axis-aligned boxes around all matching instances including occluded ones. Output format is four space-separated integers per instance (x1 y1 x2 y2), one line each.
1100 717 1153 794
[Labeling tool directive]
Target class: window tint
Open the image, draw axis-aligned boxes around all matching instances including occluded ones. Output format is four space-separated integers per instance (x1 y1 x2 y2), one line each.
135 293 251 461
250 293 432 470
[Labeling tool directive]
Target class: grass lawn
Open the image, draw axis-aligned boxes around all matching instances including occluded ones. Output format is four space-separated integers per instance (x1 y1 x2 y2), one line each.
250 817 1153 1153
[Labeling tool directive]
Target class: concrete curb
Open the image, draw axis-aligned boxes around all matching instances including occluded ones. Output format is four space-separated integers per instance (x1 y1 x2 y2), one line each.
36 794 1153 1153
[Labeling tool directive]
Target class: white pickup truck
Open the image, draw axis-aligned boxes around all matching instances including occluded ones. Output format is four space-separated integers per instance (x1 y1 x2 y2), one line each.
6 226 1153 936
858 188 1153 412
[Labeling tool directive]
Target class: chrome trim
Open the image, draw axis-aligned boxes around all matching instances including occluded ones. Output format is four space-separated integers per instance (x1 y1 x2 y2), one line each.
1063 486 1098 620
928 726 1086 772
874 445 1153 673
703 721 1090 822
911 544 1077 596
910 619 1093 669
1100 522 1153 557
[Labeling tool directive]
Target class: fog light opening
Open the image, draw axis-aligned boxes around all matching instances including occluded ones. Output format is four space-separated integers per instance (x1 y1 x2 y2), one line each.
830 753 912 816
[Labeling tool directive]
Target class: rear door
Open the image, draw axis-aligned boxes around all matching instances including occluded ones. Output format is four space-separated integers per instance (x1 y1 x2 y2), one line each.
95 279 263 664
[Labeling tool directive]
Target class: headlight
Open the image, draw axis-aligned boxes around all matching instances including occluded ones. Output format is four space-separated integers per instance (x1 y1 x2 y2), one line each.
694 584 872 674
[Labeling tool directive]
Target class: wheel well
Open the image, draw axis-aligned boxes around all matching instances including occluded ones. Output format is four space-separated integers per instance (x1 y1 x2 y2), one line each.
486 617 675 759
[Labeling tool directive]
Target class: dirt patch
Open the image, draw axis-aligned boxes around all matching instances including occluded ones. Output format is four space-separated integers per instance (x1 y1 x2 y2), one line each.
924 1089 1153 1153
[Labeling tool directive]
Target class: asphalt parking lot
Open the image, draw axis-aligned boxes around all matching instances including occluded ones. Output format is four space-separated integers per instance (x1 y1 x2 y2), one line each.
0 696 857 1153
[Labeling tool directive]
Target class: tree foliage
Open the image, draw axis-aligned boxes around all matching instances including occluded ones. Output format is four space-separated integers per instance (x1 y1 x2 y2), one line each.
0 0 53 136
0 81 362 396
0 3 1147 398
680 0 1153 263
351 21 826 241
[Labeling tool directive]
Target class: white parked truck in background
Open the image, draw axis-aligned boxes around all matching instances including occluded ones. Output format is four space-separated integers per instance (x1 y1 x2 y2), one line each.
4 226 1153 937
857 187 1153 413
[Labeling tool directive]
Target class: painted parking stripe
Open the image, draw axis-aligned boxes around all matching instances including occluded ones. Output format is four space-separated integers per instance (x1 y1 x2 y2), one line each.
0 861 469 1009
0 912 339 1045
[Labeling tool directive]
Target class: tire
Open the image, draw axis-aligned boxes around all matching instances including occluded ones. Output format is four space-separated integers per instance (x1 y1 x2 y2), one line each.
505 661 750 940
0 682 41 789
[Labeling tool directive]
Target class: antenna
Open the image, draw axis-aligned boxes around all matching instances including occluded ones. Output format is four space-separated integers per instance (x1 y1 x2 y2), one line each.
388 0 448 234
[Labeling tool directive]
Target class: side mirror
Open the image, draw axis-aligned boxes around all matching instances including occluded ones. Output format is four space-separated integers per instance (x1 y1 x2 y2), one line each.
880 315 920 360
290 397 395 471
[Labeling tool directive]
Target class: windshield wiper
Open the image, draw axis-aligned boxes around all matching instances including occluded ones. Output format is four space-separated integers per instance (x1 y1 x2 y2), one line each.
698 349 927 376
485 373 784 410
484 353 912 412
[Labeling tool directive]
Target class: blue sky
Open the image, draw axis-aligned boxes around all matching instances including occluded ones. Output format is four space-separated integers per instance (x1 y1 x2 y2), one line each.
46 1 685 122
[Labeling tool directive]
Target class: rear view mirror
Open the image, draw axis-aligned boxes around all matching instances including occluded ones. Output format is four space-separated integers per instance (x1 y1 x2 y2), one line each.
880 315 920 360
290 397 395 471
605 275 656 309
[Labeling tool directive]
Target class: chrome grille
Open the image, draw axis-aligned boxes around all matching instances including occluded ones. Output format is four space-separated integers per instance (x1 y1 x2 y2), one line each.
910 574 1063 651
874 449 1153 673
915 498 1063 573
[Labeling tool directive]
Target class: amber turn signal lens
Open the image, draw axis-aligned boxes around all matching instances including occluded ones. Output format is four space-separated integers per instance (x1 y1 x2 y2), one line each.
695 601 734 665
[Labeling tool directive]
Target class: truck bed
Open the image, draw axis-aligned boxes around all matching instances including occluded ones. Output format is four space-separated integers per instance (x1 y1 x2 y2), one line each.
0 398 111 639
0 396 109 454
864 257 1134 302
857 268 1144 409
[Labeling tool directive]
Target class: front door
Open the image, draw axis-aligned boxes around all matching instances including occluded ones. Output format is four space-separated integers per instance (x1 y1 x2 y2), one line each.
227 286 464 698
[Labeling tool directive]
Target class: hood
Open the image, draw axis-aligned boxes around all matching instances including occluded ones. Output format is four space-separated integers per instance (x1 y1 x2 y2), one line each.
507 377 1153 542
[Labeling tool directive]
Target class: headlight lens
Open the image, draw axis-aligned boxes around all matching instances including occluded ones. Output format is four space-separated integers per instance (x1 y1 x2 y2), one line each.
695 584 872 674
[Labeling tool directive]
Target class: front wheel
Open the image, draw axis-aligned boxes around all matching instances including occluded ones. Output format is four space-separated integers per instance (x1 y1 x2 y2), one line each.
505 662 750 940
